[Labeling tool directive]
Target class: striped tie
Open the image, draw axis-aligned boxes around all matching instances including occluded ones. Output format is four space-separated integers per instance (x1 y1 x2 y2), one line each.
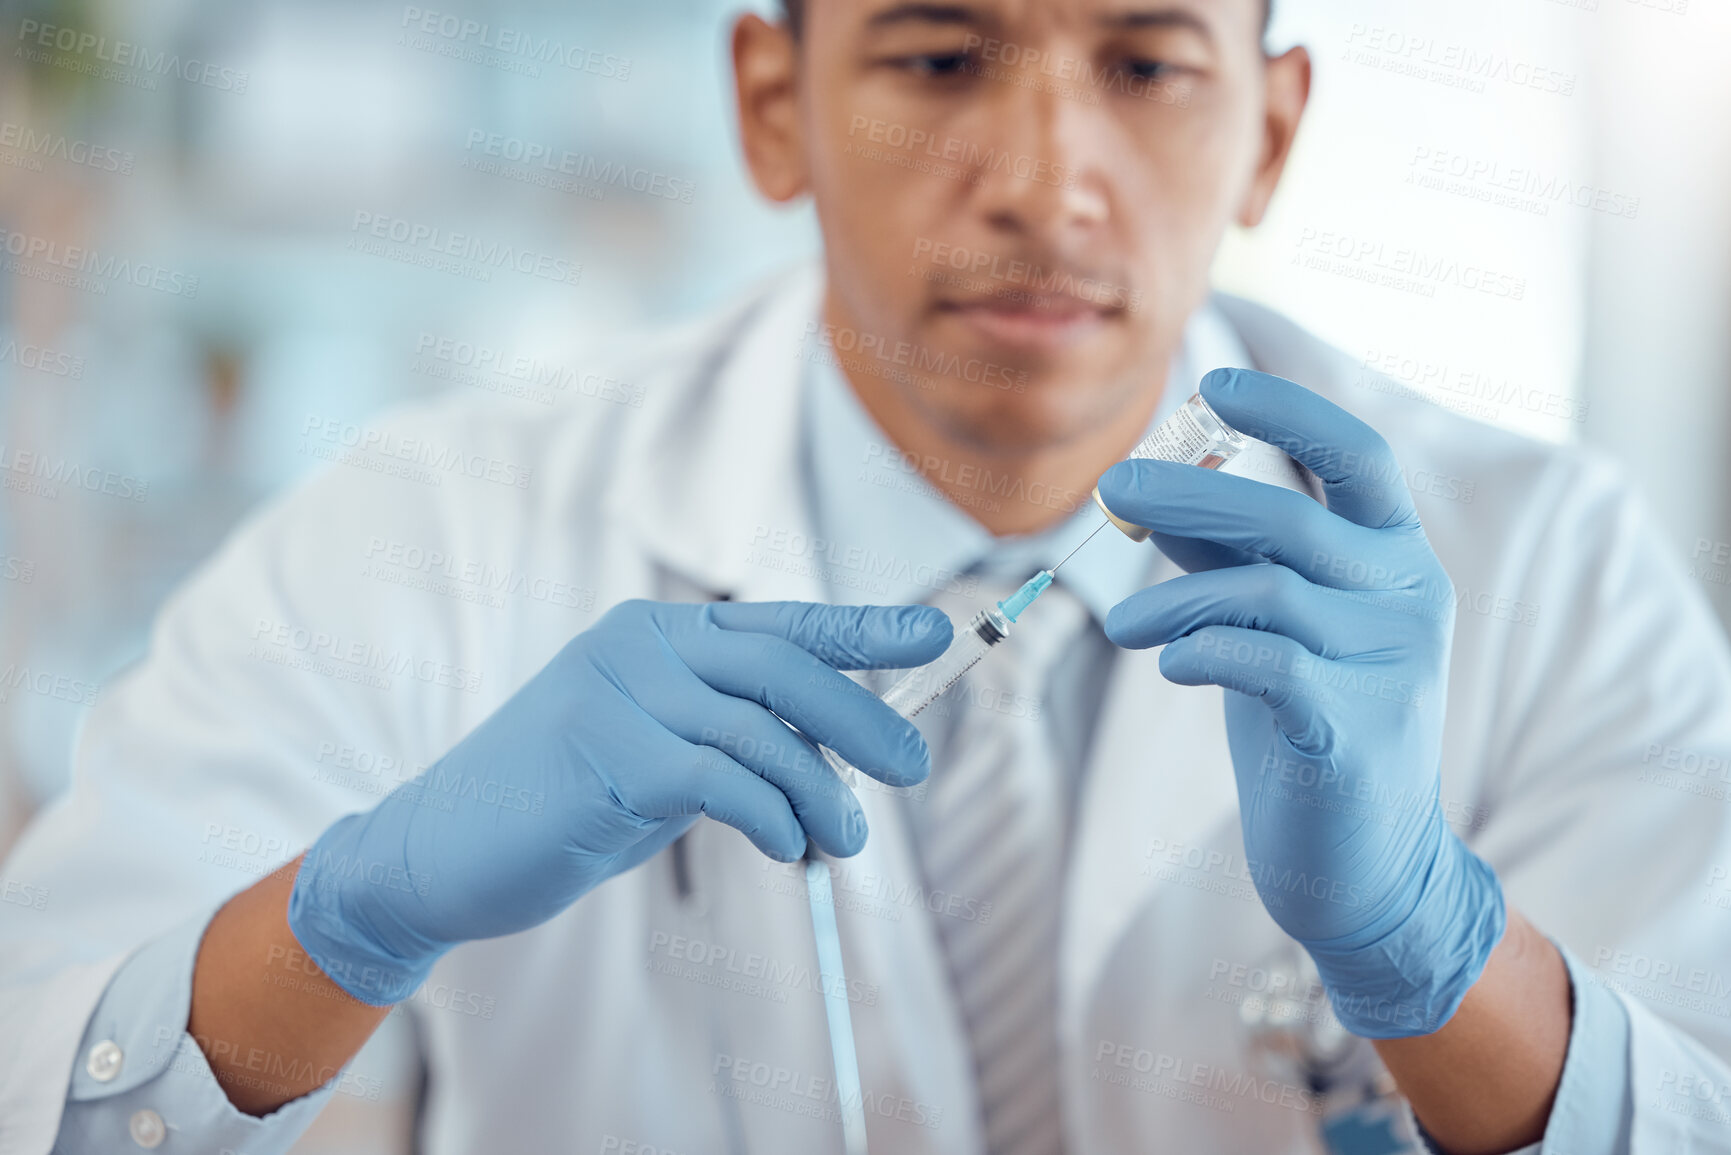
912 578 1091 1155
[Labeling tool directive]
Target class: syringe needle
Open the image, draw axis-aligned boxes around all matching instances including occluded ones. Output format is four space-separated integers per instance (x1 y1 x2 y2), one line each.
1051 517 1110 575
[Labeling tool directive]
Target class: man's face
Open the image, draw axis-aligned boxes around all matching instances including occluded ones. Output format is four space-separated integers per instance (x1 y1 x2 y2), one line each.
746 0 1304 455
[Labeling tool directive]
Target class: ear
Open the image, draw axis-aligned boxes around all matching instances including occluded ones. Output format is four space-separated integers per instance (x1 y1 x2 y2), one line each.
733 13 809 203
1236 46 1311 228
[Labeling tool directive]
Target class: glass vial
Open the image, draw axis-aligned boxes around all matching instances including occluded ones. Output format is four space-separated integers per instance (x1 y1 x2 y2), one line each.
1092 392 1248 542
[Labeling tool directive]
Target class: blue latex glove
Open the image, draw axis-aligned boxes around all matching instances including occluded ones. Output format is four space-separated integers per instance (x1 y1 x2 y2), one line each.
1096 368 1505 1039
288 599 951 1005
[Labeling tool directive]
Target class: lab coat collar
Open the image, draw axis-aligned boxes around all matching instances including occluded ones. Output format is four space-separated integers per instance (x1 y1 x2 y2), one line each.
604 266 831 605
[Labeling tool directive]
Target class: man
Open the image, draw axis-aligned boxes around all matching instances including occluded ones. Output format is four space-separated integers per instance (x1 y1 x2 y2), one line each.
5 0 1731 1152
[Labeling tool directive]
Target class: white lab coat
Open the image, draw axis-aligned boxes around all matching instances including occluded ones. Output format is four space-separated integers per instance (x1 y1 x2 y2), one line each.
5 266 1731 1154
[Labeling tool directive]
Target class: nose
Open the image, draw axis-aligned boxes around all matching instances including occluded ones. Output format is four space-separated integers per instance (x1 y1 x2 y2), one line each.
965 76 1112 244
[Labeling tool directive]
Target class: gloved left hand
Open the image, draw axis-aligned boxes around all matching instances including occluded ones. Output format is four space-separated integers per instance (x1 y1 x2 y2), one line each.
1096 367 1505 1039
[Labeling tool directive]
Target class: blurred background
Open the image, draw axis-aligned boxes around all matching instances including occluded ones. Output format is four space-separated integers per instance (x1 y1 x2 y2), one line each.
2 0 1727 1148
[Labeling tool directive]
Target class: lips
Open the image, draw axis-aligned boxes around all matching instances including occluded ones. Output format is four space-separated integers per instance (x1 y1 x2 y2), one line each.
938 292 1118 353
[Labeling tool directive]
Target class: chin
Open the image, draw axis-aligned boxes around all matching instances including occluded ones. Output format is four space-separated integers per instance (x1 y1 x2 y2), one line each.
920 371 1110 453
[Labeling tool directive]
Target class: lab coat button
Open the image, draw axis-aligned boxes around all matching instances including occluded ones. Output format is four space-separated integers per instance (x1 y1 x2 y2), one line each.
85 1039 123 1082
128 1108 166 1148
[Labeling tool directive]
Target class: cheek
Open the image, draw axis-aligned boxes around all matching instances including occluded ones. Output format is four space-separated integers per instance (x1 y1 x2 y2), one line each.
1116 80 1266 212
811 138 963 326
1110 121 1257 282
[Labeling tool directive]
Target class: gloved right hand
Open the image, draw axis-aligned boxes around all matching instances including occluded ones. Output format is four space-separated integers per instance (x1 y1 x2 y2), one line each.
287 599 951 1005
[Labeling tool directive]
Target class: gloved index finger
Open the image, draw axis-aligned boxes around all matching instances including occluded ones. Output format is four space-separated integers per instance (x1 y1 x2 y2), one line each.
1098 460 1413 590
677 624 935 788
1199 367 1420 532
706 602 953 670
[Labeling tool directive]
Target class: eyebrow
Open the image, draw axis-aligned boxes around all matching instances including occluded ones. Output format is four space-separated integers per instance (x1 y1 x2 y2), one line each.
863 4 1215 38
1097 8 1215 38
864 3 984 29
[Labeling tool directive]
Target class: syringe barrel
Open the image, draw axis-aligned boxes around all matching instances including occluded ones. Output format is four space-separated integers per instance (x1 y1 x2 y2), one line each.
1093 392 1247 542
880 607 1009 719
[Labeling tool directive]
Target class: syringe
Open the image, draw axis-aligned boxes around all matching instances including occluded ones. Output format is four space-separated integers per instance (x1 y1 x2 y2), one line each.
799 391 1249 1155
800 567 1056 1155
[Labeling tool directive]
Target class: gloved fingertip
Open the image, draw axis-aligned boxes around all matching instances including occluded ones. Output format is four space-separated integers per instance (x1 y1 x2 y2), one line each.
904 729 933 779
872 753 929 791
1155 635 1194 676
1102 602 1134 647
1199 366 1243 397
837 809 870 858
902 603 953 645
1092 465 1130 515
1098 458 1137 492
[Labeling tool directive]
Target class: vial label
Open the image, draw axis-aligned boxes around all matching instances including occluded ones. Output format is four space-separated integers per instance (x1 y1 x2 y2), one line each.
1126 394 1245 470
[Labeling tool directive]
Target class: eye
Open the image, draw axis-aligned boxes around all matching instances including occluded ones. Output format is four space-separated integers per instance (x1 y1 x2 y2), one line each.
1119 57 1178 81
895 51 974 77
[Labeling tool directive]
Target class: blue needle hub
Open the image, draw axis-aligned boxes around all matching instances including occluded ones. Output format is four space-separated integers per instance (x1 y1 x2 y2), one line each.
997 569 1054 623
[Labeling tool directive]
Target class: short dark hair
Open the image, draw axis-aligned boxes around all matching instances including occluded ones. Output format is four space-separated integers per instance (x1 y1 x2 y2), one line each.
777 0 1273 41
